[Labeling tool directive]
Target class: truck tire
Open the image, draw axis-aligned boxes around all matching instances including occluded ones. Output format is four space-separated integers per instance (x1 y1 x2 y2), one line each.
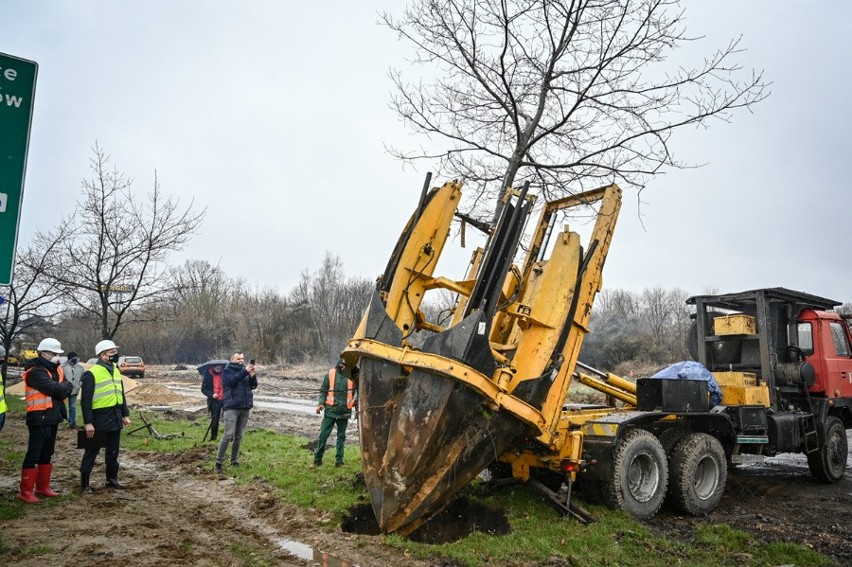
667 432 726 515
603 429 668 519
807 416 848 483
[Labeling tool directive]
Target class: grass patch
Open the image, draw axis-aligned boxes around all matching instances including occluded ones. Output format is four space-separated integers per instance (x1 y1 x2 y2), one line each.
5 405 831 567
17 544 54 558
225 430 362 516
121 412 209 452
388 487 834 567
226 539 277 567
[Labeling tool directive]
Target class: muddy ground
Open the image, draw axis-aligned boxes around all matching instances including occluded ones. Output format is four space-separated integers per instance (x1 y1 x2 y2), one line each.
1 363 850 566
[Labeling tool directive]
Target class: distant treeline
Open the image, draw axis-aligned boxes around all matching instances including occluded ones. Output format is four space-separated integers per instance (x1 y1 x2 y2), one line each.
53 253 373 365
46 259 852 370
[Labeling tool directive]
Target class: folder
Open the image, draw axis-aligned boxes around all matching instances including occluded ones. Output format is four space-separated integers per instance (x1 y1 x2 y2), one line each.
77 428 108 449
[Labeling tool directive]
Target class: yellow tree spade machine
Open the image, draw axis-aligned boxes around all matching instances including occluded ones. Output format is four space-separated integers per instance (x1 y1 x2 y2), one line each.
342 176 623 534
343 177 851 536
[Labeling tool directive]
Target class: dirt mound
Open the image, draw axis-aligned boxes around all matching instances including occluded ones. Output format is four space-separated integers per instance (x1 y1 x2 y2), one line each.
126 383 196 406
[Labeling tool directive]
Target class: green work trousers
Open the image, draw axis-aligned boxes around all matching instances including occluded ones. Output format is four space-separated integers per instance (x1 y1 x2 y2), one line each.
314 416 349 464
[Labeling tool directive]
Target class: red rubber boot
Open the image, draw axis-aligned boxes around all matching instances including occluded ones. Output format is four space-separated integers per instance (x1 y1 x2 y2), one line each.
18 468 41 504
35 463 61 497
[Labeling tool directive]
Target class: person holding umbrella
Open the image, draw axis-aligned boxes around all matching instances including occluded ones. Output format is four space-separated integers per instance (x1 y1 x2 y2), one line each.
198 360 227 442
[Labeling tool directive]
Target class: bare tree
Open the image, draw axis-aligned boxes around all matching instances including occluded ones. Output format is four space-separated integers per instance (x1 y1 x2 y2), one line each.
382 0 768 221
293 253 375 361
0 243 64 377
640 286 670 343
31 143 205 339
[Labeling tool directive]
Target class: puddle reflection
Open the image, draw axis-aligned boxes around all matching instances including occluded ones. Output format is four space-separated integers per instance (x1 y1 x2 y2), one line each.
276 538 357 566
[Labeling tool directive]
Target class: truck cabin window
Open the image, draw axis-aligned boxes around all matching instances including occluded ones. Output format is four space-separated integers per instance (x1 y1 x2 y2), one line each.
829 322 850 356
797 323 814 355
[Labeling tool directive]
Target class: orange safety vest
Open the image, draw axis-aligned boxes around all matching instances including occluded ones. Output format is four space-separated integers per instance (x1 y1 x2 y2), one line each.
325 368 355 409
24 365 65 412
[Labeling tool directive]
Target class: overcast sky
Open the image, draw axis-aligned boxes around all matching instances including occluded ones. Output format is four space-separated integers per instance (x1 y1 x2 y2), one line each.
3 1 851 305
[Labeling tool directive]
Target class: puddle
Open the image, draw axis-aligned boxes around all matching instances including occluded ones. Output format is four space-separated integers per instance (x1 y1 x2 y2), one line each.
276 538 357 566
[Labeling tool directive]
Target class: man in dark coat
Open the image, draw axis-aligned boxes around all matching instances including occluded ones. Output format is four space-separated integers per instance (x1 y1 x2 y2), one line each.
19 337 73 503
79 339 131 493
214 351 257 474
201 364 225 441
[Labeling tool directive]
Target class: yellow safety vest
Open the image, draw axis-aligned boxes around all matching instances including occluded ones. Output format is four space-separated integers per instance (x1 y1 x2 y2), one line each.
0 373 7 414
90 364 125 409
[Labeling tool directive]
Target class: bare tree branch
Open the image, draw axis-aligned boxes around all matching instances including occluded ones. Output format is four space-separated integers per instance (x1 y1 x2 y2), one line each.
30 143 206 339
381 0 769 218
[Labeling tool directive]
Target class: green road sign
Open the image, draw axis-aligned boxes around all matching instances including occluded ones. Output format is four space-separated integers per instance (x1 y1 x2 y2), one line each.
0 52 38 286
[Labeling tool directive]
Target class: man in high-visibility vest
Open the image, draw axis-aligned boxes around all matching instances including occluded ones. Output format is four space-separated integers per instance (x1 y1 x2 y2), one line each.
312 357 358 468
0 346 8 433
19 338 73 503
79 339 131 494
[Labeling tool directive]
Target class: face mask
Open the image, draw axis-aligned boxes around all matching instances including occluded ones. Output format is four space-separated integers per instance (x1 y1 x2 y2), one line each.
70 357 79 365
50 356 60 364
109 353 120 363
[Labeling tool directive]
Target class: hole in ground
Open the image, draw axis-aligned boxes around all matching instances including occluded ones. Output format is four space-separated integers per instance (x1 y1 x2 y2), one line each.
341 496 511 543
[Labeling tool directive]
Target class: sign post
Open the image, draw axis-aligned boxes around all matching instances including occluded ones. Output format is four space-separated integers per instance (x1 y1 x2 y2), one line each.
0 52 38 286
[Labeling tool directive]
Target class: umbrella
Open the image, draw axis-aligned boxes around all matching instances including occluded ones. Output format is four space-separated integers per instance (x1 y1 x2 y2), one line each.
196 359 229 378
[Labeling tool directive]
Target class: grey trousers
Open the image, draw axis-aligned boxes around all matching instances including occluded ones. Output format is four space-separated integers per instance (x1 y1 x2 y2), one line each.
216 408 251 466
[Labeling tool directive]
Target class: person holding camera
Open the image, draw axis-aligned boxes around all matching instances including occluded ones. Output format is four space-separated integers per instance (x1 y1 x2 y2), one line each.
214 351 257 474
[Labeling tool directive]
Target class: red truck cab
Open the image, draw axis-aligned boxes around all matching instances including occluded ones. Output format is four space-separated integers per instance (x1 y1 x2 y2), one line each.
800 310 852 399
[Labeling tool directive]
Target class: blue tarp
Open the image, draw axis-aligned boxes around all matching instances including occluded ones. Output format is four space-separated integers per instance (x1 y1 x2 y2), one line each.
650 361 723 406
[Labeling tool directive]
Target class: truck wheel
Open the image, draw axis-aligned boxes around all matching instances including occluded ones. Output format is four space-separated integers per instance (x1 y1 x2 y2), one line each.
667 433 727 515
807 416 848 483
603 429 668 519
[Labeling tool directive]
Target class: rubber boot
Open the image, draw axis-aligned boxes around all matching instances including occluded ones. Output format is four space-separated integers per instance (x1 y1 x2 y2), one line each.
18 468 41 504
105 464 126 489
35 463 61 497
81 472 94 494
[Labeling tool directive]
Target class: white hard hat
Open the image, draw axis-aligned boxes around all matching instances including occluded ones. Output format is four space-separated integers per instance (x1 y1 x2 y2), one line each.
95 339 119 355
37 338 64 354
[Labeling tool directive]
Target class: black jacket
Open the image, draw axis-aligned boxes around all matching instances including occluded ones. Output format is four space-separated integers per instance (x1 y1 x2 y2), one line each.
81 360 130 431
222 362 257 410
24 357 73 427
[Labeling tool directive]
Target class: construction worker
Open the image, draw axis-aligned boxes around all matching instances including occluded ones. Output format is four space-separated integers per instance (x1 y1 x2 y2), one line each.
19 338 73 503
312 357 358 468
0 346 8 432
79 339 131 494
